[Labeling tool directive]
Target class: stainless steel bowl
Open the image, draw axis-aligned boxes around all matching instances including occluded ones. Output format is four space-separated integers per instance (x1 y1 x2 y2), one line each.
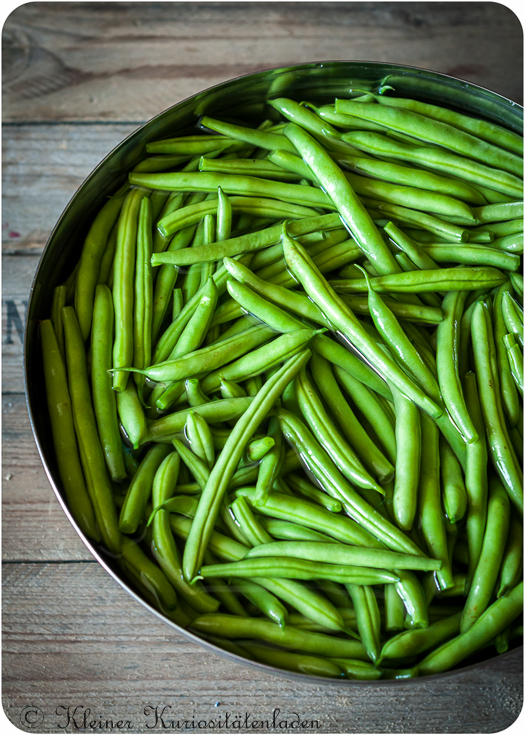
25 60 523 684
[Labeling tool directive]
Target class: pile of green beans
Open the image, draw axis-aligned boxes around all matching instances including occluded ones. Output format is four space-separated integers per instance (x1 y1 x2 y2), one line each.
41 83 523 681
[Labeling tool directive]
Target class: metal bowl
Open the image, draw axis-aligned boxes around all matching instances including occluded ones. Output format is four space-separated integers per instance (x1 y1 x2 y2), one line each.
25 60 523 684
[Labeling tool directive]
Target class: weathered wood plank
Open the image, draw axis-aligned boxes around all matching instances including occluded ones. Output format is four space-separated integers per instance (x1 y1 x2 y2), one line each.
2 393 94 562
2 562 522 733
2 124 137 255
3 2 522 123
2 254 40 393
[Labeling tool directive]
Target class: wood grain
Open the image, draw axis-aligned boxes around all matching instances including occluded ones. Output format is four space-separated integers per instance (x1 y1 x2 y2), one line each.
3 394 93 562
3 2 523 124
2 563 522 733
2 124 138 255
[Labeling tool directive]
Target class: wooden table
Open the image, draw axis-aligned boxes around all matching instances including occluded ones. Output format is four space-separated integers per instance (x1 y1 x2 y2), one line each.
2 3 523 732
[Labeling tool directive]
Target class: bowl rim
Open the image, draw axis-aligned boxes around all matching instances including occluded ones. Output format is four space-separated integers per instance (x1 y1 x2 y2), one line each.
24 58 523 686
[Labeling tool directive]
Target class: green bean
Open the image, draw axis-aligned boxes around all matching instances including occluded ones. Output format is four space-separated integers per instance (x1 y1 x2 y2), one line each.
329 658 383 680
154 278 219 408
384 221 439 270
152 191 186 253
295 366 385 492
200 156 303 182
310 333 391 399
91 285 127 481
202 549 249 617
196 557 399 586
497 517 523 597
98 221 119 287
282 234 443 419
182 349 311 581
224 251 328 320
75 190 126 341
334 364 398 466
492 232 523 253
245 436 273 463
131 170 338 212
418 413 454 590
146 134 244 155
241 642 345 678
133 154 192 174
121 536 178 611
150 451 219 613
133 196 154 403
153 253 252 364
172 437 212 491
396 570 429 629
62 306 121 553
232 579 288 627
501 291 524 347
421 244 519 272
373 91 523 154
384 583 406 632
199 328 320 395
50 284 67 358
333 266 507 294
258 518 337 545
390 383 421 532
340 151 487 205
339 293 443 324
417 582 523 676
436 289 480 443
246 541 441 572
462 372 489 590
171 287 184 322
169 514 250 564
183 378 209 408
219 377 247 399
365 196 470 242
309 352 394 483
151 224 198 340
440 437 468 524
380 612 462 663
283 122 400 275
493 284 521 426
335 99 522 176
234 487 383 549
185 411 215 469
112 188 148 392
115 380 147 449
348 170 477 223
346 584 381 663
510 272 524 299
226 279 304 333
230 496 273 546
199 116 298 153
40 320 100 541
124 324 275 383
473 201 523 225
285 473 343 513
150 195 320 239
261 577 358 636
461 476 510 632
471 300 523 512
504 334 523 396
359 267 441 406
343 130 523 199
472 218 524 238
153 212 342 268
119 444 171 534
277 410 425 556
267 148 318 181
